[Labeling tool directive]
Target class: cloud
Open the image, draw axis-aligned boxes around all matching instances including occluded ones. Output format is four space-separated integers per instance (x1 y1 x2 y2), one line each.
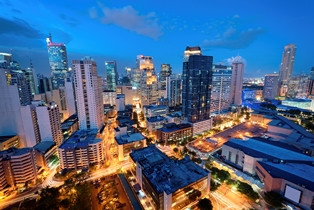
233 14 240 19
59 14 79 27
0 17 44 39
11 9 21 14
93 4 163 39
203 27 265 49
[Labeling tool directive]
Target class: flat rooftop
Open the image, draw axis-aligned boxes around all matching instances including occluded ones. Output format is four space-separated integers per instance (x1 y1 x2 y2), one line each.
0 147 32 158
158 123 192 133
59 129 101 150
144 105 168 110
257 161 314 192
130 145 209 195
115 133 145 145
34 141 56 153
188 139 216 153
224 138 314 163
146 116 166 123
0 135 17 143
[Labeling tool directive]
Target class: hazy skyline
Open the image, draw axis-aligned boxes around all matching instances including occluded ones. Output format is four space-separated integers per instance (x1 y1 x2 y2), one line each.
0 0 314 78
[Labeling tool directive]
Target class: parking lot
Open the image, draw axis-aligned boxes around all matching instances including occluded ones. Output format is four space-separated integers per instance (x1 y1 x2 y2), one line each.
210 122 267 148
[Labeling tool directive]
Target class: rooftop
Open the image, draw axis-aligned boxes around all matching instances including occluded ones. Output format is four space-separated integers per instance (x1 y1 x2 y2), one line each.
158 123 192 133
0 135 17 143
143 105 168 110
59 129 101 150
224 138 314 163
146 116 166 123
0 147 33 159
34 141 56 153
257 161 314 192
188 138 216 153
283 99 311 103
115 132 145 145
130 145 209 195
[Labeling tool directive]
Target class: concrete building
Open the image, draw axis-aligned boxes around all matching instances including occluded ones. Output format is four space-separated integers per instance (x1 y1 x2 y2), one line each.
130 145 210 210
0 147 37 189
105 60 118 91
46 34 69 90
116 94 125 111
286 74 309 99
102 90 116 106
137 55 159 105
281 98 314 111
222 138 314 176
250 110 276 125
160 64 172 90
146 116 167 134
210 64 232 115
164 113 182 125
143 105 168 118
256 161 314 210
0 67 27 147
114 125 146 161
156 123 192 144
25 61 38 95
279 44 297 96
0 136 19 151
33 141 57 169
263 74 279 100
116 85 134 105
230 56 245 106
73 57 104 130
58 129 104 171
166 74 181 107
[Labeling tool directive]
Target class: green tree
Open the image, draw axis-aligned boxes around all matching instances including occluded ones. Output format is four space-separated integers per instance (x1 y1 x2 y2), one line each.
264 191 284 209
197 198 213 210
210 179 220 191
237 181 259 200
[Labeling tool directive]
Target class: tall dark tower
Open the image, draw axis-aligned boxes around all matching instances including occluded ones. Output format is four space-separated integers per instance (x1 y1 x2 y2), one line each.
182 46 213 123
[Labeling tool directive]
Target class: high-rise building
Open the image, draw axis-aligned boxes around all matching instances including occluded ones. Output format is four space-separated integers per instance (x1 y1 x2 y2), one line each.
307 67 314 97
46 34 68 90
263 74 279 100
137 55 159 105
286 73 309 98
166 74 181 106
0 53 12 63
210 64 232 115
25 61 38 95
230 56 245 106
73 57 104 130
182 46 213 123
105 60 118 91
37 74 52 94
279 44 297 96
160 64 172 90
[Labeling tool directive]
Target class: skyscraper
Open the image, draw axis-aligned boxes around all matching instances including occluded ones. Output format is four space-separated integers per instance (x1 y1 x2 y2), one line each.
182 46 213 123
278 44 297 96
73 57 104 130
105 60 118 91
25 60 38 95
166 74 181 106
160 64 172 90
0 52 12 63
263 74 279 100
210 64 232 115
137 55 159 105
230 56 245 106
46 34 68 90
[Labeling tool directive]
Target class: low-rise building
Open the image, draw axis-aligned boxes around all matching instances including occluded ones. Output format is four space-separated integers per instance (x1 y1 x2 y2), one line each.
33 141 57 169
191 118 213 135
0 147 37 190
115 125 146 161
146 116 167 134
164 112 181 124
130 145 210 210
58 129 104 171
0 135 19 151
61 114 79 140
222 138 314 176
250 110 275 125
143 105 168 118
282 98 314 111
156 123 192 144
256 161 314 210
187 138 217 159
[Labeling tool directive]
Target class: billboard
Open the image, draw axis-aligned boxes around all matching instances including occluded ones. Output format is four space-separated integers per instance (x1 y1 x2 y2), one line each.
284 185 301 203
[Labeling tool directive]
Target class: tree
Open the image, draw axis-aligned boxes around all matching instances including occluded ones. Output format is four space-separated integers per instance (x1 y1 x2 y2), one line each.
132 112 138 122
173 147 179 153
210 180 220 191
245 112 250 120
237 181 259 200
264 191 284 208
197 198 213 210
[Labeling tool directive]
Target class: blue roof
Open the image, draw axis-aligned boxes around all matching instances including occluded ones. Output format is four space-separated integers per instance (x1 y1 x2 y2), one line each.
146 116 166 122
257 161 314 192
158 123 192 133
34 141 56 153
224 138 314 163
59 129 101 150
115 133 145 145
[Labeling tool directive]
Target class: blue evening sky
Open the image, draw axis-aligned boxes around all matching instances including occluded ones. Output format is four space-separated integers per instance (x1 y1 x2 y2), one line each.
0 0 313 78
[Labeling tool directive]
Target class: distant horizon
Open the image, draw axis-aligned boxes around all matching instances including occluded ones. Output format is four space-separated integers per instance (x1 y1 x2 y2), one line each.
1 0 314 79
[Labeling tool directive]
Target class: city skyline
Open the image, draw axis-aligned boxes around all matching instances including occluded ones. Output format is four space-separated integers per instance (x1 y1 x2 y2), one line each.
0 0 314 78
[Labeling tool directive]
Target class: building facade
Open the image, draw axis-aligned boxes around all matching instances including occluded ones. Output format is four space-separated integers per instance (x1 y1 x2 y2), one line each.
156 123 192 144
160 64 172 90
263 74 279 100
73 57 104 130
166 75 181 107
0 136 19 151
105 60 118 91
230 56 245 106
210 64 232 115
46 34 68 90
182 46 213 123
